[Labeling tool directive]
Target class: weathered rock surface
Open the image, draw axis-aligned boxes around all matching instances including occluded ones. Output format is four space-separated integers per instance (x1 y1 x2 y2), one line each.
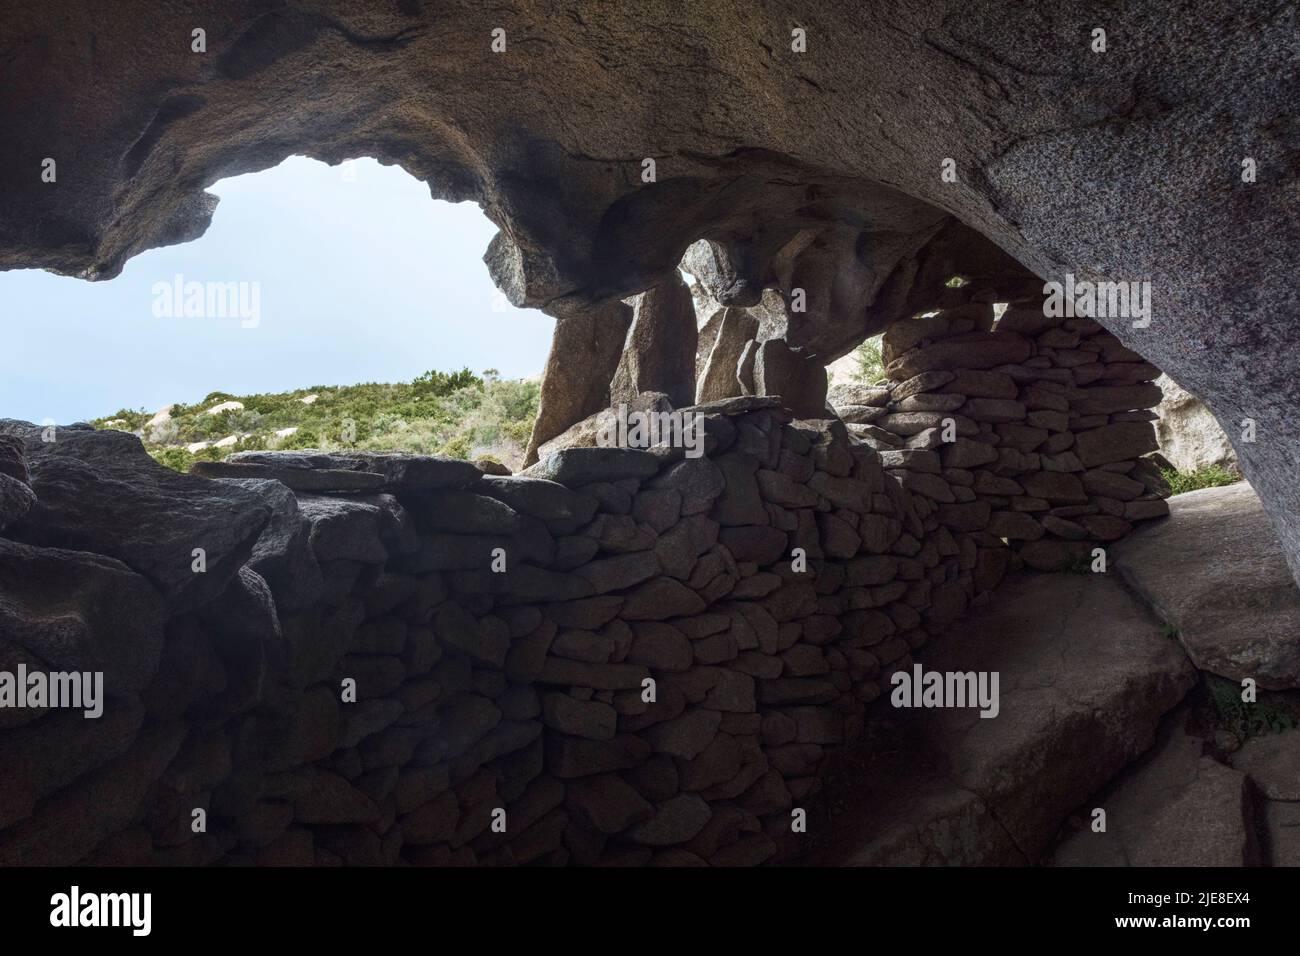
296 495 392 564
1261 799 1300 866
525 300 633 465
525 448 660 486
192 459 386 492
1049 707 1260 866
805 572 1195 865
0 538 166 726
221 478 324 612
682 238 764 309
205 450 484 491
610 272 698 410
533 391 674 462
1112 482 1300 688
0 435 34 531
0 473 35 533
0 435 30 485
696 308 760 404
0 423 269 612
1228 729 1300 801
754 339 829 419
1153 374 1239 474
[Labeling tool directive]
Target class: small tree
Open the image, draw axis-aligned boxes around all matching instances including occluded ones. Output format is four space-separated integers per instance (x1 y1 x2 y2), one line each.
852 335 887 385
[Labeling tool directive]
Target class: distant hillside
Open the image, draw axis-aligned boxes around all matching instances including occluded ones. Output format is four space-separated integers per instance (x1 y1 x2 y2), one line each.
93 368 539 473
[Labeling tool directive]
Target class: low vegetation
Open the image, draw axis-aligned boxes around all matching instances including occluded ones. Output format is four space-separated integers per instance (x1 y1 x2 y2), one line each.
1205 675 1297 742
93 368 539 473
1160 464 1241 496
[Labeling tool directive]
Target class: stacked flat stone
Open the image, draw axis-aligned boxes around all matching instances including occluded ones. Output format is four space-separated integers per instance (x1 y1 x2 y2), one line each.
0 397 1008 867
838 298 1170 571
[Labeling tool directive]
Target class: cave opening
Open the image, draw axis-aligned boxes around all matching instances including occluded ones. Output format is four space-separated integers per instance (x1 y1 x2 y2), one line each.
0 155 554 472
0 0 1297 882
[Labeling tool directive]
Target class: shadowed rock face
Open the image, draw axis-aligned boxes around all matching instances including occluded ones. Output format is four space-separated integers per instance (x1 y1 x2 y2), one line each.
1113 482 1300 690
1 1 1298 580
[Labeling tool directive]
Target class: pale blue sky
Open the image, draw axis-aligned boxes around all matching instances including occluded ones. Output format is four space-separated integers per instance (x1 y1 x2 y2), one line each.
0 156 554 424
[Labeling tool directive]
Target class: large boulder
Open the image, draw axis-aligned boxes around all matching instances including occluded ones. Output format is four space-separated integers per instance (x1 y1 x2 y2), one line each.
1227 729 1300 866
199 450 484 492
753 339 829 419
1153 374 1239 473
1229 728 1300 801
0 699 145 831
1049 707 1259 866
534 391 674 461
219 478 324 613
194 567 280 720
525 300 633 466
0 723 187 865
296 494 398 563
610 271 698 410
696 308 759 403
0 435 35 531
0 537 166 729
681 238 764 308
1112 482 1300 688
525 447 660 486
478 475 599 530
0 422 269 612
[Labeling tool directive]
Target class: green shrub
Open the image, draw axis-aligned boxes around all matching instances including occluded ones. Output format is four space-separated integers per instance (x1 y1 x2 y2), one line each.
1206 675 1297 741
1161 465 1240 496
411 367 481 398
278 427 322 450
149 446 195 472
851 335 886 385
92 408 150 431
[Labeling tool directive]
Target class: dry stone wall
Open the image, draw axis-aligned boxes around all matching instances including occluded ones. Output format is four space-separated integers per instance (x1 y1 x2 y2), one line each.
0 310 1173 865
0 396 1018 867
832 297 1172 572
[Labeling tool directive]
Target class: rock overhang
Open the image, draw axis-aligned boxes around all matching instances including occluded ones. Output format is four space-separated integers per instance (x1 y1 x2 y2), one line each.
1 0 1297 582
